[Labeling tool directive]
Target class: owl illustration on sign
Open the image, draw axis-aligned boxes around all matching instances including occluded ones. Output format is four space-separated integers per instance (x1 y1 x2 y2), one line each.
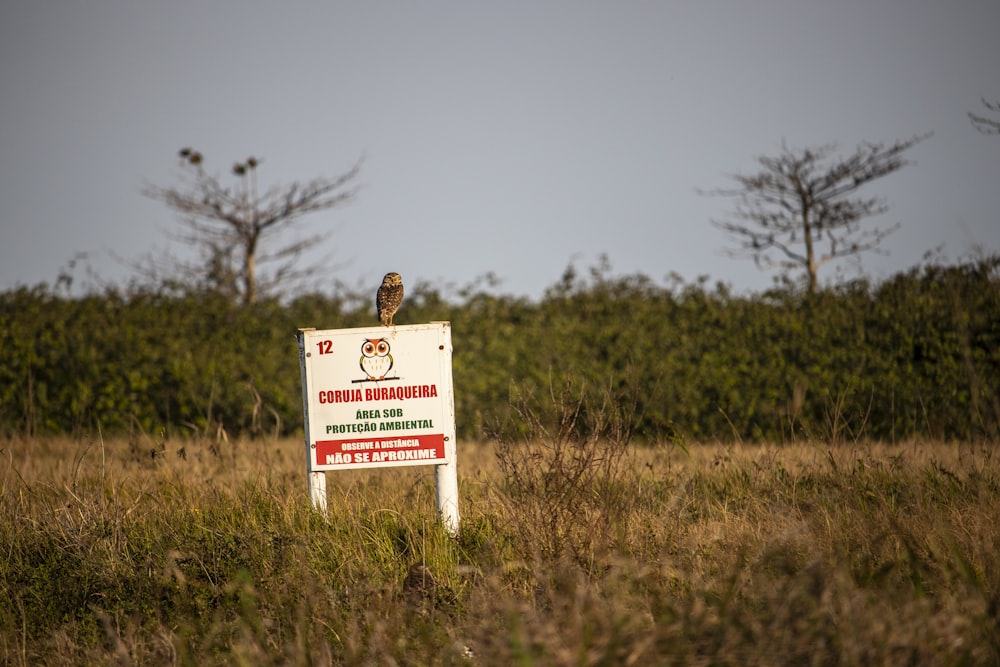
360 338 393 381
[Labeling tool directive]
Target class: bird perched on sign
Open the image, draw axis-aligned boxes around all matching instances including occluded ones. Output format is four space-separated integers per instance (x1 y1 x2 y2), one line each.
376 272 404 326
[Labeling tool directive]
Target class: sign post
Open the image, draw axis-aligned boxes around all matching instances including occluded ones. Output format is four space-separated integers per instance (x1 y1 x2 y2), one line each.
297 322 459 534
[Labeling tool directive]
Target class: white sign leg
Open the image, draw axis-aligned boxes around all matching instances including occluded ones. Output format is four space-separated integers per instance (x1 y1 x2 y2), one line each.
435 457 460 536
309 471 327 513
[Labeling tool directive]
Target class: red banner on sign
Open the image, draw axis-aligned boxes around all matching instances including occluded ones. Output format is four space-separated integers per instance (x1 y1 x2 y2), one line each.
315 433 446 467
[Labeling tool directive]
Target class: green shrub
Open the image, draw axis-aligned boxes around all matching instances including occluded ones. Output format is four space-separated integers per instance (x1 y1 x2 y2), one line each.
1 256 997 442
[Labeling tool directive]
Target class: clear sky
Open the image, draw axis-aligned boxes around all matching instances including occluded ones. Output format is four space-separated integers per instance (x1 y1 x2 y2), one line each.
1 1 998 300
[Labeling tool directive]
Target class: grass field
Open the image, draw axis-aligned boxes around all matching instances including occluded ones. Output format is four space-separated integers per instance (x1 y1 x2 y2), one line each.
1 433 998 665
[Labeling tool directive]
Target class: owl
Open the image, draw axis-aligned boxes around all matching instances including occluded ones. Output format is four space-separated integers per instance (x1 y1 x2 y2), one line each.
402 562 437 610
376 272 404 326
402 562 457 618
360 337 393 381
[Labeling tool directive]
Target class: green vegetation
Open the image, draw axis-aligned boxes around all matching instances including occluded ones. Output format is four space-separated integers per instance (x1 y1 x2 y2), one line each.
2 255 998 662
2 255 998 442
1 435 998 665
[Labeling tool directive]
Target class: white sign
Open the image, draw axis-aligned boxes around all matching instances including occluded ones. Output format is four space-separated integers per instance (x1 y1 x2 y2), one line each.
298 323 457 471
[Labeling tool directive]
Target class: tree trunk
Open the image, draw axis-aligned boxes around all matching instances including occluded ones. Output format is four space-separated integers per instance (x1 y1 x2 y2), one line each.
244 236 258 306
802 207 818 294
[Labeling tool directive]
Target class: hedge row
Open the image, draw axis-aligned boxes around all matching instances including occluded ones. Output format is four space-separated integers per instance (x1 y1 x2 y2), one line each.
1 257 997 442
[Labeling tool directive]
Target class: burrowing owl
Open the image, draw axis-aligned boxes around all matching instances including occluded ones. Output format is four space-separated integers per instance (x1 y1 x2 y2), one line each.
403 563 436 597
402 562 437 613
401 562 457 617
376 272 403 326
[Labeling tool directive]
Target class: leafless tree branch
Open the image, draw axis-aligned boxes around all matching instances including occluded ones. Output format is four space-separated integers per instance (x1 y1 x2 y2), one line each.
969 97 1000 136
701 134 930 293
143 150 361 305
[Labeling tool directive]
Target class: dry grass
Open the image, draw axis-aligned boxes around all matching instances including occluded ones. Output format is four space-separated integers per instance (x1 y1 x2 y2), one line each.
1 433 999 665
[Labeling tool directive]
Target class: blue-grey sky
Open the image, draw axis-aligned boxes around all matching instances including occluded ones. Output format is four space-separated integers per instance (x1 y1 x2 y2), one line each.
2 1 998 300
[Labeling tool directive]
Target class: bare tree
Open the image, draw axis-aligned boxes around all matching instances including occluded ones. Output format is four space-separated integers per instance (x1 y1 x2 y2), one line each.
144 149 361 305
703 135 929 294
969 97 1000 136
